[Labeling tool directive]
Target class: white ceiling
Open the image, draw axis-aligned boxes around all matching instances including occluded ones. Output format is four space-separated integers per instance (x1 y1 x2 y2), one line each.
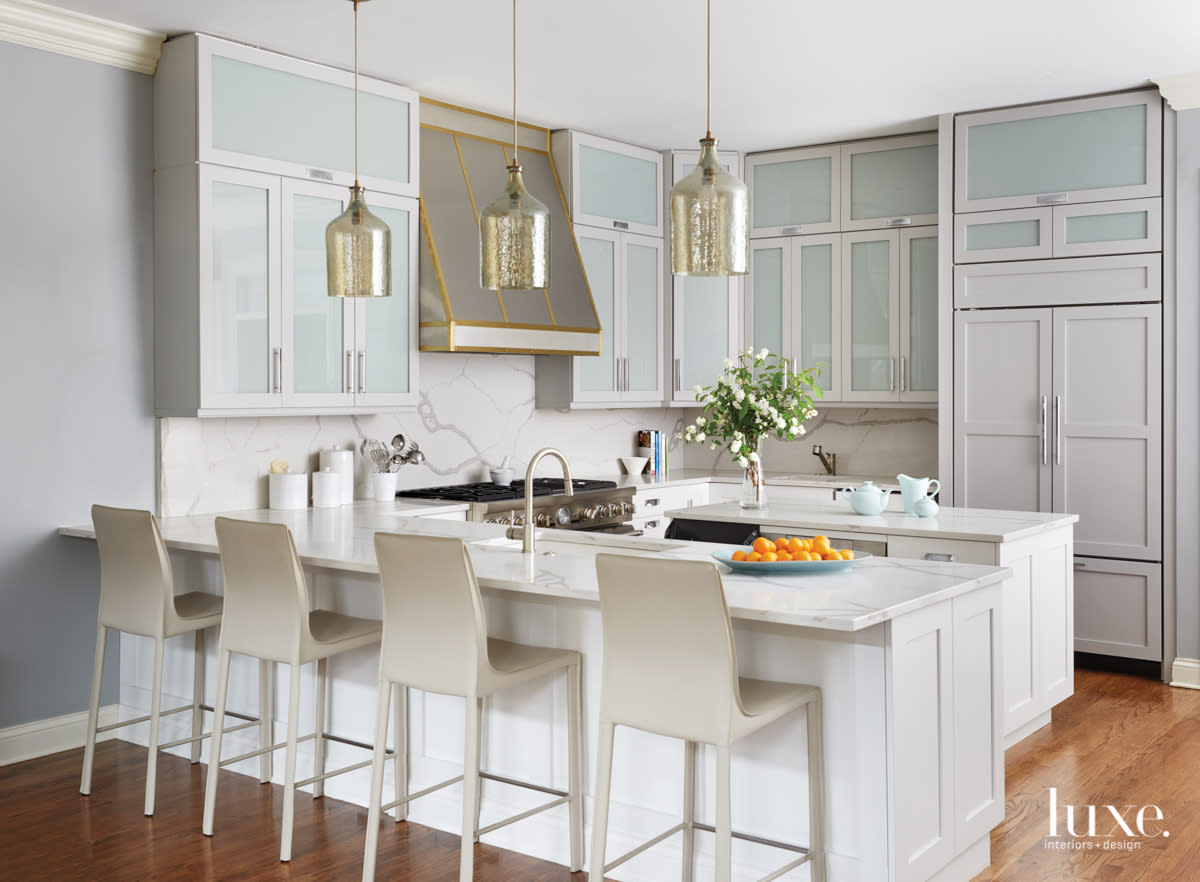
47 0 1200 151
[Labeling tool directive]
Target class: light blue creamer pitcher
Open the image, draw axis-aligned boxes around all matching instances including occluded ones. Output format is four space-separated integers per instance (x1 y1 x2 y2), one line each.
897 474 940 514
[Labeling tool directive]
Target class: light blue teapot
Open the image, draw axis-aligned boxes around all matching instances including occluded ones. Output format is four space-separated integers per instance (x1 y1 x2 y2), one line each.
842 481 893 516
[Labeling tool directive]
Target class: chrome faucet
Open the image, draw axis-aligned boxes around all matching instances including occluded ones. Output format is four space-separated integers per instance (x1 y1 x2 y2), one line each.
812 444 837 476
520 448 573 554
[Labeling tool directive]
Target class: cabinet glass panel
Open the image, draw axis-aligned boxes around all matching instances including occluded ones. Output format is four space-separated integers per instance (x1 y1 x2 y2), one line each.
849 239 893 392
211 54 410 184
578 236 616 392
290 193 346 394
966 104 1146 200
681 276 730 391
908 236 938 393
362 205 412 394
850 144 938 221
578 145 658 227
751 246 784 354
211 180 271 395
625 242 659 392
798 242 834 391
753 157 833 228
1064 210 1148 244
966 219 1042 252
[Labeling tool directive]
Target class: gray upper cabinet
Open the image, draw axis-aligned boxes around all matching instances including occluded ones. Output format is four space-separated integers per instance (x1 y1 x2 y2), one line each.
551 130 664 237
954 89 1161 213
840 133 938 231
746 145 841 237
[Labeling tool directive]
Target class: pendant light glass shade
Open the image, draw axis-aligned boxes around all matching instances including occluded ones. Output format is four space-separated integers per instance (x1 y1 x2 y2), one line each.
326 186 392 297
670 136 748 276
480 164 551 289
479 0 550 290
327 0 390 297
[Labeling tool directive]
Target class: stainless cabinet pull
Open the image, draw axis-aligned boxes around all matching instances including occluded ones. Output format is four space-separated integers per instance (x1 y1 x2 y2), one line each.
1073 561 1088 570
900 355 906 393
674 358 682 392
307 168 334 181
1054 395 1062 466
646 519 659 529
887 217 913 227
613 220 629 230
889 358 896 392
345 350 354 394
644 498 660 507
782 225 802 235
272 347 281 394
1040 396 1048 465
358 350 366 394
922 552 956 562
1036 193 1069 204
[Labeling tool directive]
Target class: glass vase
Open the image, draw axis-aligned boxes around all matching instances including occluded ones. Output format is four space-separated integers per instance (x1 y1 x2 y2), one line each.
740 440 766 509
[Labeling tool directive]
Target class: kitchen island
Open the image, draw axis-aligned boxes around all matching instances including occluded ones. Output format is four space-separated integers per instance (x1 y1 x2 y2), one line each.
668 500 1078 747
63 503 1010 882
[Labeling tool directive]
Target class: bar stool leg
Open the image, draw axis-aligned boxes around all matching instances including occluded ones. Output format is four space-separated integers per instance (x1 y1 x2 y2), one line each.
471 696 484 843
807 697 826 882
393 684 409 822
281 663 302 862
589 720 616 882
681 740 697 882
362 676 393 882
313 658 328 799
80 624 107 796
191 629 206 764
202 646 232 836
460 696 482 882
566 662 584 872
144 636 166 816
259 660 273 783
715 745 732 882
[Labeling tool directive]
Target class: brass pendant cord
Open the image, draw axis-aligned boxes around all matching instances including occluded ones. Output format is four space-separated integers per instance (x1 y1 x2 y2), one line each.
353 0 360 187
706 0 711 139
512 0 518 165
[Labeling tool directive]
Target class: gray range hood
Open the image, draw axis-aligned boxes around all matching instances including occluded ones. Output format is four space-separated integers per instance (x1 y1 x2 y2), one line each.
418 126 601 355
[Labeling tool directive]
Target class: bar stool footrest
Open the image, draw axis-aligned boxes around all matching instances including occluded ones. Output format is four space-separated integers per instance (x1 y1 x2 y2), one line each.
604 822 687 874
381 774 464 813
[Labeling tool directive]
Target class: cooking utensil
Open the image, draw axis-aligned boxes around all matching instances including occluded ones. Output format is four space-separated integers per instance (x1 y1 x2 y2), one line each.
390 433 407 453
404 443 425 466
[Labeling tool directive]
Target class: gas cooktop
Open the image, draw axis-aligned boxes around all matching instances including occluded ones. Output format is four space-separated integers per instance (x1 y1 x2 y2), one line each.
397 478 618 503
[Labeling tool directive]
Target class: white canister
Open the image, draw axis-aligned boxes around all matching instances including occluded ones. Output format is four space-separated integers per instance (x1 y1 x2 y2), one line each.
268 472 308 510
369 471 399 501
311 468 340 508
319 448 355 504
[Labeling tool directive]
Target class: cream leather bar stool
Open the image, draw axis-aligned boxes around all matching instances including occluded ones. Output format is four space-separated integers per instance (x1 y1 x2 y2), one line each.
591 554 826 882
82 505 265 817
364 533 584 882
204 517 383 863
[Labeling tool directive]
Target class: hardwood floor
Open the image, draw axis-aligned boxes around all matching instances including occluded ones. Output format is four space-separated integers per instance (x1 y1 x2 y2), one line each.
3 669 1198 880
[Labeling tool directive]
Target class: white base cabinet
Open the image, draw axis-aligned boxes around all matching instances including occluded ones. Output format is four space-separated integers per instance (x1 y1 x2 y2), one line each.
1073 557 1162 661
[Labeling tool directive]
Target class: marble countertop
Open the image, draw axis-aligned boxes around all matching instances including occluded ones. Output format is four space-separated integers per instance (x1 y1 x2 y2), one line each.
60 501 1007 632
598 469 906 491
665 500 1078 544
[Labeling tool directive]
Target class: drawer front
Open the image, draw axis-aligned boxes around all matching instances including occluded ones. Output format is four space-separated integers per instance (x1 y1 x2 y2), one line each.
418 511 468 522
887 535 998 566
631 514 669 538
954 254 1161 309
954 207 1052 264
1051 197 1162 258
634 483 708 516
1073 557 1162 661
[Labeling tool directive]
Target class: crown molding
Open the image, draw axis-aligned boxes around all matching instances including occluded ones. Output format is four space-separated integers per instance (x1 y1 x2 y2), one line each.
1154 73 1200 112
0 0 163 75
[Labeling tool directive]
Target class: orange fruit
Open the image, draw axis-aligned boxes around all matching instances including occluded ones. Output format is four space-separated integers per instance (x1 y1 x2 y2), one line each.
775 537 790 551
752 537 772 554
747 551 763 562
787 537 804 554
776 551 792 561
762 551 779 562
822 550 839 560
841 549 855 560
812 535 832 554
800 539 813 551
731 549 748 562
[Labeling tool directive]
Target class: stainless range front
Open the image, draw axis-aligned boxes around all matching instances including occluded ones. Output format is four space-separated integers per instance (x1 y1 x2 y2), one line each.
396 478 636 532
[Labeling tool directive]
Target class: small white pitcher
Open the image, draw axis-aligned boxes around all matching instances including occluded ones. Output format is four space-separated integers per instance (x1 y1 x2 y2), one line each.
896 474 940 514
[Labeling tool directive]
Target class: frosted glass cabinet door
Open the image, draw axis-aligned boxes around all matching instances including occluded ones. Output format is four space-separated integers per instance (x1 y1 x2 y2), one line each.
568 132 663 236
899 229 938 402
574 227 620 400
954 207 1052 263
356 194 420 407
841 231 899 401
840 133 938 231
198 35 418 198
281 180 353 407
955 89 1161 213
795 235 842 399
746 145 840 237
747 241 788 358
200 165 281 410
622 234 664 401
672 274 737 402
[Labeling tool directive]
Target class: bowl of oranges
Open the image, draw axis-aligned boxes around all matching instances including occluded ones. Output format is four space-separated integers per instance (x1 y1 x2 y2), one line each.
711 535 868 575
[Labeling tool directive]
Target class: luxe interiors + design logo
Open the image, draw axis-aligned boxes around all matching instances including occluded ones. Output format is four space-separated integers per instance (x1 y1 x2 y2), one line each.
1045 787 1170 851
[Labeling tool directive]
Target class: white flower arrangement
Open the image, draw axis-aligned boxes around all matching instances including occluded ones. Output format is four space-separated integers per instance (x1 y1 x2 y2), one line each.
679 348 822 470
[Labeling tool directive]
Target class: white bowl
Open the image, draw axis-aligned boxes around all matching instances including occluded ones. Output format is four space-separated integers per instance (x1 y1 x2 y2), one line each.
619 456 648 476
489 467 514 485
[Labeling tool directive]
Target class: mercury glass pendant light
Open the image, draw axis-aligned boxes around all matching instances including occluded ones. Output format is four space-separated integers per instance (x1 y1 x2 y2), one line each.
669 0 749 276
326 0 391 298
479 0 550 290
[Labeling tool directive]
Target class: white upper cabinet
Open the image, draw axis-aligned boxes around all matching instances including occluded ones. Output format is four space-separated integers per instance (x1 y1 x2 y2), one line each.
840 133 939 231
746 145 841 237
954 89 1161 213
551 130 663 236
155 34 419 198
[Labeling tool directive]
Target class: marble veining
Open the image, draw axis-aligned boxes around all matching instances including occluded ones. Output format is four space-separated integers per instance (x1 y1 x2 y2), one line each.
61 502 1009 631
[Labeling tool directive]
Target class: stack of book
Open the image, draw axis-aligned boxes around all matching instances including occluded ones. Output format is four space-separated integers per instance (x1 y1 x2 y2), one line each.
636 429 668 478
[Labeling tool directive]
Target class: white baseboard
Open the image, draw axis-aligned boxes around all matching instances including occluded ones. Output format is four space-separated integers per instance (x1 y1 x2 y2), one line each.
0 704 119 766
1169 658 1200 689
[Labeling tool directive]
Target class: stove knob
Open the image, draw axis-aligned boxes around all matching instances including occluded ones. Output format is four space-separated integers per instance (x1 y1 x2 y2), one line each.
555 505 572 526
513 515 526 526
622 502 635 516
599 503 615 518
535 513 553 528
482 518 497 525
577 506 597 520
496 516 511 525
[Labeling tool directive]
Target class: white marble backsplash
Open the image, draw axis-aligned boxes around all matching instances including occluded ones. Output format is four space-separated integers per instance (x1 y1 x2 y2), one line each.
158 353 688 517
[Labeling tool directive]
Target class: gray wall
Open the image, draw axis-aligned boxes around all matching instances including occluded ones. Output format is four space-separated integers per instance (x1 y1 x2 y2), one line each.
1175 110 1200 661
0 41 155 728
